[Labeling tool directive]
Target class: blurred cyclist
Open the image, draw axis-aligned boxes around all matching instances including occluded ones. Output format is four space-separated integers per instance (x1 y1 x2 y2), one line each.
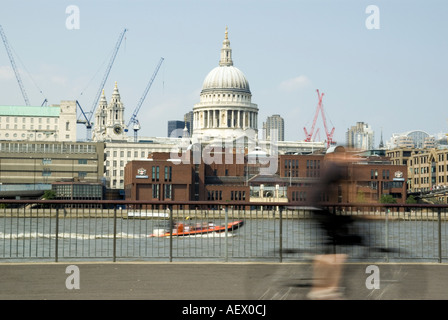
307 146 363 300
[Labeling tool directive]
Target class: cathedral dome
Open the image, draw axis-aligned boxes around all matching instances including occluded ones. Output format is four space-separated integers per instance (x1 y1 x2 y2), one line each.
201 65 250 94
192 27 258 141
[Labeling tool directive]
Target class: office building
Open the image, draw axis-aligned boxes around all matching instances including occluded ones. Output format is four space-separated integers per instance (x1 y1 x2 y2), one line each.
346 122 374 150
168 120 186 138
264 114 285 141
0 101 77 142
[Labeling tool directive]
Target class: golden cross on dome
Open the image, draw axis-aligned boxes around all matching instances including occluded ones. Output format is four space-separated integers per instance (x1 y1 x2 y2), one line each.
225 26 228 40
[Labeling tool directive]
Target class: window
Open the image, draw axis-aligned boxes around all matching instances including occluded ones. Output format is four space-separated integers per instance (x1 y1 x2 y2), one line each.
78 159 87 164
152 184 159 199
164 166 172 181
66 121 70 131
164 184 172 199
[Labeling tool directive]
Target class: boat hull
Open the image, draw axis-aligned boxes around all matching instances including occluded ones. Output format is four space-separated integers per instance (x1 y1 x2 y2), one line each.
149 220 244 237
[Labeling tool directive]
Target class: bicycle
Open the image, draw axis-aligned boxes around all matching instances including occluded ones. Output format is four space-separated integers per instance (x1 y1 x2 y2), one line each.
245 212 428 300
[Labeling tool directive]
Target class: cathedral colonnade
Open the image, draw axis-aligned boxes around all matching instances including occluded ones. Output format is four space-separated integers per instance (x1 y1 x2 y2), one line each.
193 109 257 130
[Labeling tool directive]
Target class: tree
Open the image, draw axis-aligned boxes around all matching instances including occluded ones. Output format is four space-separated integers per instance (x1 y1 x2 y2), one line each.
406 195 417 204
380 194 397 204
356 191 366 203
42 190 56 200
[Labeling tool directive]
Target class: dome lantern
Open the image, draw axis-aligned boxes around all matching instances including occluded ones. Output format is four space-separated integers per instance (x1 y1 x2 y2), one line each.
219 26 233 67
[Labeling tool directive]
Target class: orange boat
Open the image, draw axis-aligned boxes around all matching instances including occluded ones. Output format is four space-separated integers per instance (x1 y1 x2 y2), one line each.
149 220 244 237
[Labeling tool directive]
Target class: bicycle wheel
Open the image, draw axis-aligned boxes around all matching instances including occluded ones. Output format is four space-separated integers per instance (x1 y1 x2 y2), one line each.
246 262 314 300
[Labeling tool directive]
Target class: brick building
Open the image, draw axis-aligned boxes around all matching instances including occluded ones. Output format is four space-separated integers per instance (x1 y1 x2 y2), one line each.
124 146 408 207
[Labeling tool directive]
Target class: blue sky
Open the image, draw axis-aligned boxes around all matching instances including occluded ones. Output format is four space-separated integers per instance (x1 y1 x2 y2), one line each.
0 0 447 145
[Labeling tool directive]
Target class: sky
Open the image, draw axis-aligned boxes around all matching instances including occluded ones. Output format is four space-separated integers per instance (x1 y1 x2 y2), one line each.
0 0 447 146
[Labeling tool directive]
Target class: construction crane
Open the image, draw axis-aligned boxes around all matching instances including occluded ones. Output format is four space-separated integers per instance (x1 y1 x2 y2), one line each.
126 57 164 142
76 28 128 140
0 24 30 106
303 89 335 148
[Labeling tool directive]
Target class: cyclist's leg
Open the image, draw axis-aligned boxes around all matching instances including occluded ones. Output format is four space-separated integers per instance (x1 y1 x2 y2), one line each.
307 253 347 299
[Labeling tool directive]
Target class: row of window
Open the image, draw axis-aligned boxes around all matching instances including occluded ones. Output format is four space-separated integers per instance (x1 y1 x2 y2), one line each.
283 159 322 170
291 191 307 202
284 159 299 169
152 184 172 199
106 150 147 158
283 169 320 178
205 190 247 201
42 158 88 165
231 191 246 201
151 166 173 182
0 124 58 131
106 169 123 177
207 190 222 201
370 169 391 179
413 177 432 185
41 170 87 177
0 117 58 124
0 143 96 153
53 184 102 198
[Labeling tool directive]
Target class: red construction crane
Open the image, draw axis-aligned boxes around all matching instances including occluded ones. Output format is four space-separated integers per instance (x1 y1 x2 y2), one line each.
303 89 335 148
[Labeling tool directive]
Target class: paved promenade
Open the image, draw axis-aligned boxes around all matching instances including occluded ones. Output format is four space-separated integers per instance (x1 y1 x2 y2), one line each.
0 261 446 300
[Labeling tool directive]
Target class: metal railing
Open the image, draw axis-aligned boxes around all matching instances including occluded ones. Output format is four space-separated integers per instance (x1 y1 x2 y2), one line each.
1 200 448 263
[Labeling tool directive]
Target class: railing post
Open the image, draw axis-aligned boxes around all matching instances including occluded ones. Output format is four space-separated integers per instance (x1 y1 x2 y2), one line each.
113 206 117 262
438 208 442 263
169 207 173 262
279 206 283 263
385 206 389 262
55 207 59 262
224 206 229 262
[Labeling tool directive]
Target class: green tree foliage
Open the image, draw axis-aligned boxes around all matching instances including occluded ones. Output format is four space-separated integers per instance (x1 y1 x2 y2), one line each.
406 195 417 204
380 194 397 204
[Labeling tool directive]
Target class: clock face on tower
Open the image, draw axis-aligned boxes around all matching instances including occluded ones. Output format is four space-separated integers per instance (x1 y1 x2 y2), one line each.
113 125 123 135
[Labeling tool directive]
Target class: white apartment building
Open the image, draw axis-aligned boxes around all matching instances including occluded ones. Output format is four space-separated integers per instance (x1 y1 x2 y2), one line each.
0 101 77 142
346 122 374 150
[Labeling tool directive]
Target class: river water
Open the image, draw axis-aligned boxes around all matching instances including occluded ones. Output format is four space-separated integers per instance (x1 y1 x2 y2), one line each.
1 216 447 262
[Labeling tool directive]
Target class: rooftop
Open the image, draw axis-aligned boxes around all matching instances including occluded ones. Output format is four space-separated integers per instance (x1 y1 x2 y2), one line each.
0 105 60 117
